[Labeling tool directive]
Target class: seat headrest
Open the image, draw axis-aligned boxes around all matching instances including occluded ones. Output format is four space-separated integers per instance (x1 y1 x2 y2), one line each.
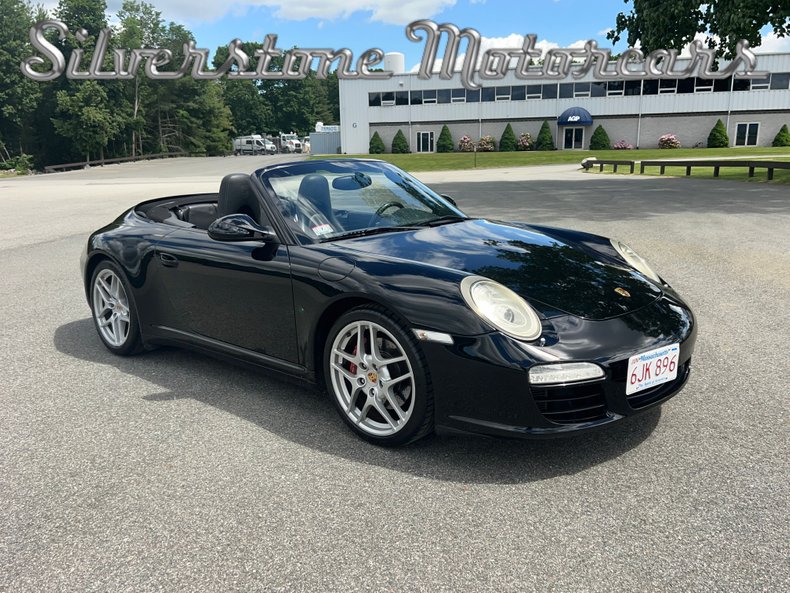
297 174 332 220
218 174 261 222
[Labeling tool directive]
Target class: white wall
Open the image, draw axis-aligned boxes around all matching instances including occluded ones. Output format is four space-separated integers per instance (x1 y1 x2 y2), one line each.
339 53 790 153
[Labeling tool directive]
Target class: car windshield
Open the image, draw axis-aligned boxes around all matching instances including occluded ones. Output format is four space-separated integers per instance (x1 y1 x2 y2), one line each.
257 160 467 243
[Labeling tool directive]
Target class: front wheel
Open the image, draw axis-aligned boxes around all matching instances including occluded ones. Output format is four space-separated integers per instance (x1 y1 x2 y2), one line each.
324 306 433 446
90 261 142 355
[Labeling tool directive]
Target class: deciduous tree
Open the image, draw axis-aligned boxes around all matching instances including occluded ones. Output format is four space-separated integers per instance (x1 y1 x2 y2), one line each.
608 0 790 59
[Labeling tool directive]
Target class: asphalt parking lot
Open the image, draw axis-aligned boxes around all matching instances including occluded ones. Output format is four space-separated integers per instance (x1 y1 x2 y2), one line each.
1 157 788 592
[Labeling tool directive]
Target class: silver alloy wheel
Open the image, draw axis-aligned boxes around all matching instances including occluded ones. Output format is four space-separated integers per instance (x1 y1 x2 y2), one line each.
92 269 131 348
329 320 416 437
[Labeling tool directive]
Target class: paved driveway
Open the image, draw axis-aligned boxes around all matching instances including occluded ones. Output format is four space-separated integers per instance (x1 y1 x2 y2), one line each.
1 160 787 592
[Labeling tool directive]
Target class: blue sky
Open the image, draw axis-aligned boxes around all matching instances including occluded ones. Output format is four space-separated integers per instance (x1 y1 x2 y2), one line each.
73 1 786 65
186 0 626 65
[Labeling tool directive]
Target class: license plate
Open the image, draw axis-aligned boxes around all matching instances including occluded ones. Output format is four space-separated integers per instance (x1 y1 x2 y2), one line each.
626 344 680 395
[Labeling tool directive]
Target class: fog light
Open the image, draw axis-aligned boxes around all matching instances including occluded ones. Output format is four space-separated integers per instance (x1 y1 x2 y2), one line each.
528 362 605 386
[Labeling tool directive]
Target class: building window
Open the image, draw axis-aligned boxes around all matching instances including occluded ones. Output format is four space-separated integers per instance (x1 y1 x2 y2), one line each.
770 72 790 90
410 91 422 105
451 88 466 103
642 79 659 95
713 77 732 92
495 86 511 101
625 80 642 95
695 78 714 92
659 79 677 94
607 81 624 96
574 82 591 98
733 78 750 91
591 82 606 97
381 91 395 106
511 86 526 101
542 84 558 99
368 92 381 107
750 76 770 90
437 89 451 104
416 131 435 153
677 78 694 94
559 83 574 98
563 127 584 150
527 85 542 99
422 90 437 104
395 91 409 106
734 123 759 146
466 89 480 103
481 87 496 102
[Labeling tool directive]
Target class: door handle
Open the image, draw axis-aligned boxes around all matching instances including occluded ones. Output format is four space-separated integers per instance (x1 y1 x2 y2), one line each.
159 253 179 268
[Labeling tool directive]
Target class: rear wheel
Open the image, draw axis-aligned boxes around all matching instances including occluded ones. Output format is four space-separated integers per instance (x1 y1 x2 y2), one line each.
90 261 142 356
324 306 433 446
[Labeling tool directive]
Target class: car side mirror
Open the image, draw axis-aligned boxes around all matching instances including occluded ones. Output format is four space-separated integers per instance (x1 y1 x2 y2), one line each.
440 194 457 207
208 214 278 243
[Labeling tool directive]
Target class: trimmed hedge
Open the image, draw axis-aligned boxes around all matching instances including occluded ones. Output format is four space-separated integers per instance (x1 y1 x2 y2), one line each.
535 121 555 151
437 125 454 152
392 129 409 153
772 124 790 147
707 119 729 148
369 132 385 154
589 125 611 150
499 124 517 152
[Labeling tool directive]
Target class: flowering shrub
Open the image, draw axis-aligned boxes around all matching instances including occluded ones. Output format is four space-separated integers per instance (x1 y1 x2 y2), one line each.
658 133 681 149
517 132 534 151
613 140 635 150
477 135 496 152
458 135 475 152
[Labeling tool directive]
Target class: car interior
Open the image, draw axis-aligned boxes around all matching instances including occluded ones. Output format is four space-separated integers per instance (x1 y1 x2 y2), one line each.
134 170 444 241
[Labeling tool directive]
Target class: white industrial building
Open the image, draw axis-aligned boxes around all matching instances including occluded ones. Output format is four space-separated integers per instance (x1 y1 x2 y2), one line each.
338 52 790 153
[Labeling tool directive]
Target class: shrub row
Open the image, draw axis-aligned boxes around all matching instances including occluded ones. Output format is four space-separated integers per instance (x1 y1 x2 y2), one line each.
369 122 790 152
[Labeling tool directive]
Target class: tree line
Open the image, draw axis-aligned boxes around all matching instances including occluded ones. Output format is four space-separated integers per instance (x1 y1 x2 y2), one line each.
0 0 340 170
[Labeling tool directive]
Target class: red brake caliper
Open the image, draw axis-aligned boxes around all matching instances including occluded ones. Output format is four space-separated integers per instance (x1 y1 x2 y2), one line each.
348 345 358 375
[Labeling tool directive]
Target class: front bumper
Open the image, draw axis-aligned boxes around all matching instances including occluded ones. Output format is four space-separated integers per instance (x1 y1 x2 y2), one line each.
423 295 697 438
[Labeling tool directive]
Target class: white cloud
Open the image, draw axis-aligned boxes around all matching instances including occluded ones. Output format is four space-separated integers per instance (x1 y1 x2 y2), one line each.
753 32 790 54
95 0 458 25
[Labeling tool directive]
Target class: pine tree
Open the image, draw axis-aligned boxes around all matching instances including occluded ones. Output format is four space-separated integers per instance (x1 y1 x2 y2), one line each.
535 121 555 151
369 132 385 154
392 129 409 153
499 124 517 152
707 119 729 148
772 124 790 147
589 125 611 150
437 125 454 153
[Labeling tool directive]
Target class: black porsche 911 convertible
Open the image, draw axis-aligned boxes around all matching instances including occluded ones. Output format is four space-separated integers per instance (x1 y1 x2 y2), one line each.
81 158 696 446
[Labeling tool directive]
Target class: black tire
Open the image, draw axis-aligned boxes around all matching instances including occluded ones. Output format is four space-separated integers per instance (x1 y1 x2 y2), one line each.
323 305 434 446
89 260 143 356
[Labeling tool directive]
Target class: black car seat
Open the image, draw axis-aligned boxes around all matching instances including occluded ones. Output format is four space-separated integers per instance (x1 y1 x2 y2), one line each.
217 174 263 223
297 174 339 228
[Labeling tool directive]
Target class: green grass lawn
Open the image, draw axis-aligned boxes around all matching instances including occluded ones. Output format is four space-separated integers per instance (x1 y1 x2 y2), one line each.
311 146 790 172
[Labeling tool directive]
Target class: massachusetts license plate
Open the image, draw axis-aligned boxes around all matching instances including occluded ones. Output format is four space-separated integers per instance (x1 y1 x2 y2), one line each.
626 344 680 395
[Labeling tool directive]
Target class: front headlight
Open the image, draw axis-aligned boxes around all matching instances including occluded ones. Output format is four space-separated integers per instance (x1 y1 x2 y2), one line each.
460 276 542 341
610 239 662 283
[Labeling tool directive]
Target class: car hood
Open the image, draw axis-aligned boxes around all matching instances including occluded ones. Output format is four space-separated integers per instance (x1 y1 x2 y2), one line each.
336 219 663 320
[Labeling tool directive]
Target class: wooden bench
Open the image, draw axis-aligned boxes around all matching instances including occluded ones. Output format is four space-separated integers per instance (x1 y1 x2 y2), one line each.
639 159 790 180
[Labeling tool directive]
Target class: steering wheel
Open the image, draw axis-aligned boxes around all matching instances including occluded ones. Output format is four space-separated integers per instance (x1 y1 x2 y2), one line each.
374 201 405 217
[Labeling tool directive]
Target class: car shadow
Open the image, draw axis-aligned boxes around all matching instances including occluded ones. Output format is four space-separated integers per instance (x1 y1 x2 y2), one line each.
54 318 661 485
